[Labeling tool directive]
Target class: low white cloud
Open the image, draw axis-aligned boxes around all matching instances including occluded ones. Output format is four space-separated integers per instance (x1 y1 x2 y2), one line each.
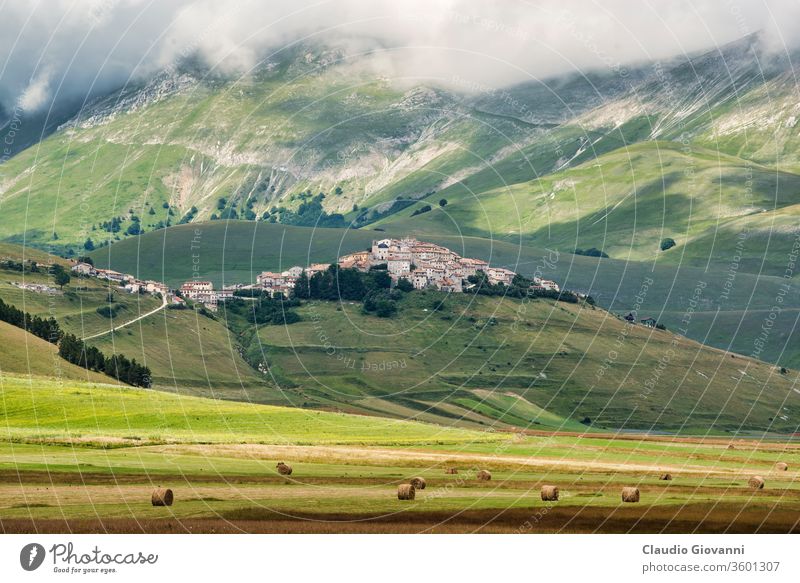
1 0 799 113
18 70 53 112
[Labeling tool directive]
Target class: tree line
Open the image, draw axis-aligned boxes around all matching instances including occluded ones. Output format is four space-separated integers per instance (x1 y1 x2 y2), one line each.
0 297 150 387
0 298 62 343
465 271 590 304
224 294 302 326
293 264 402 317
58 333 152 387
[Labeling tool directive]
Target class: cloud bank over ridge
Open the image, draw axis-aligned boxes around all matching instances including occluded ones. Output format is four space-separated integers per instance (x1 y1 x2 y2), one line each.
1 0 799 114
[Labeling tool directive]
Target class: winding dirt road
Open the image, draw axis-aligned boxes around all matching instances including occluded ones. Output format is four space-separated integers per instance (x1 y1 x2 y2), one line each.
81 294 168 341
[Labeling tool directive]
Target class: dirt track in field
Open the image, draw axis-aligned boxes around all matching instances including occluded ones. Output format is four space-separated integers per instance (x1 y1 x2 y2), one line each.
3 503 799 534
138 443 787 479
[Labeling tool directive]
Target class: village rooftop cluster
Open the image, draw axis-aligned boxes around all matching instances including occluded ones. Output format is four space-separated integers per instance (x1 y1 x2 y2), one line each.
70 237 561 310
70 262 178 302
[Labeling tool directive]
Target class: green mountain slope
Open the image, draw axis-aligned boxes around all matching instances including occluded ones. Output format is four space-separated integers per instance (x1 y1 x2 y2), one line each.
3 37 799 275
4 234 798 432
245 292 797 434
377 141 800 270
0 47 538 252
0 322 107 383
91 221 800 369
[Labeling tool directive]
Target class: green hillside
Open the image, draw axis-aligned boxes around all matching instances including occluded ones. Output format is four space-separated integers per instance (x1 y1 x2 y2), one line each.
376 141 800 270
0 375 497 446
0 322 107 383
0 251 265 393
2 38 799 284
88 306 268 396
7 238 796 434
237 291 797 434
0 264 161 335
91 222 800 369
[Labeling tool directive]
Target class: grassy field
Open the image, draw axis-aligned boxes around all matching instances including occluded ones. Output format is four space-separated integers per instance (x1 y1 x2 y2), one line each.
3 237 797 432
87 306 268 394
0 267 162 338
0 375 798 533
0 376 494 446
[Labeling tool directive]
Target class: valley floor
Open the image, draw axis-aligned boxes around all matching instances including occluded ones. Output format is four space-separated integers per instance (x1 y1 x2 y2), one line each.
1 375 797 534
1 438 798 534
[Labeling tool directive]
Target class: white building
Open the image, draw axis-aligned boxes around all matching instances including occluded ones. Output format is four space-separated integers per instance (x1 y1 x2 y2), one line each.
486 267 516 286
387 259 411 277
282 266 304 279
180 281 214 302
71 262 95 276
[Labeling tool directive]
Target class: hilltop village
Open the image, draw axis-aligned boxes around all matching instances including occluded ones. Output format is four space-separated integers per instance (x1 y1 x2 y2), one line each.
70 237 561 311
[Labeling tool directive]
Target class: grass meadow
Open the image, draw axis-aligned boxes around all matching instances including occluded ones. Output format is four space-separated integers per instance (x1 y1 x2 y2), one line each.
0 374 798 533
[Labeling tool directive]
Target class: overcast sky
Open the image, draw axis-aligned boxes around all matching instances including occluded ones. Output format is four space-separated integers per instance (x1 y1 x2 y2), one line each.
1 0 799 113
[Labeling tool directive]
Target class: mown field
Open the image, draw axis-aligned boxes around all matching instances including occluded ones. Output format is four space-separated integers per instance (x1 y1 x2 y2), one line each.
0 375 798 534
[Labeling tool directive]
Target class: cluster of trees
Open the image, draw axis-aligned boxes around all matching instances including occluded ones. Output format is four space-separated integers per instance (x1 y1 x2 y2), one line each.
353 199 414 226
0 259 67 282
51 264 71 289
362 288 400 317
224 295 301 325
0 298 62 343
1 295 150 386
100 216 123 233
179 206 198 224
0 259 42 273
293 265 400 317
125 215 142 236
465 271 587 304
211 196 240 220
660 237 676 251
278 193 346 228
58 333 151 387
410 204 432 217
465 272 532 298
574 247 609 258
294 265 391 301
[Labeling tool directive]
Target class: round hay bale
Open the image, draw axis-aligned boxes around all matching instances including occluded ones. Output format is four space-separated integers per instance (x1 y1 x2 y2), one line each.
444 467 458 475
540 485 559 501
727 444 735 450
775 462 788 472
748 476 765 490
276 462 293 476
477 470 492 481
397 484 415 500
659 473 673 481
151 488 173 507
409 476 426 490
621 487 640 503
